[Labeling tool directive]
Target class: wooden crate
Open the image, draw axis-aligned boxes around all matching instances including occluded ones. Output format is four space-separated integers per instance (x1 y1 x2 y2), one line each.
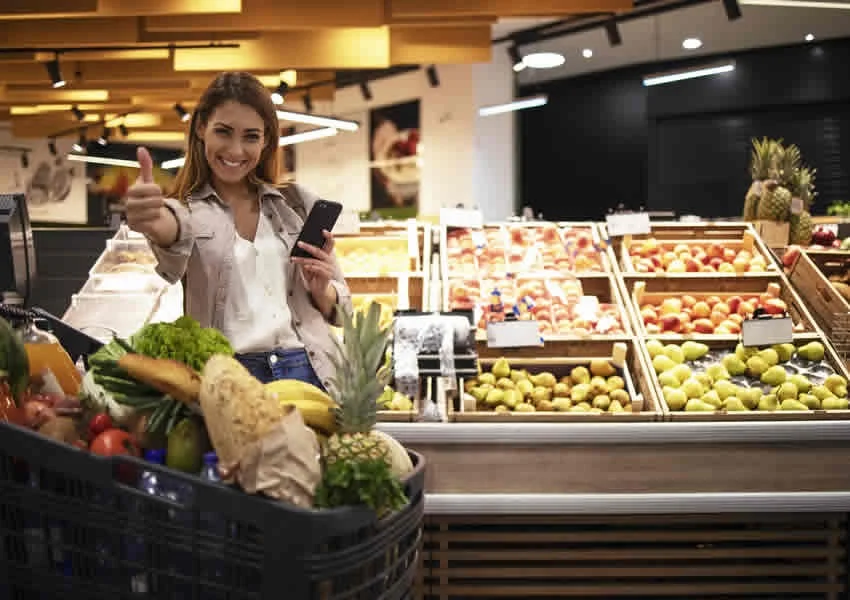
625 276 819 341
618 232 779 278
421 513 847 599
377 376 432 423
449 339 661 422
600 220 755 242
347 274 425 311
643 336 850 422
788 250 850 341
753 219 790 248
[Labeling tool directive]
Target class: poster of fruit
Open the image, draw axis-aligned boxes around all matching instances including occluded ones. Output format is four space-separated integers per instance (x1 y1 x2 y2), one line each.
369 100 420 219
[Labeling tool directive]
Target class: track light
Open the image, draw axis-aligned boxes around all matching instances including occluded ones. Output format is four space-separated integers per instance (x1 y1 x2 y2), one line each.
508 44 526 72
21 154 29 169
643 61 735 86
45 56 65 88
426 65 440 88
97 128 110 146
723 0 743 18
48 139 57 155
72 132 86 153
271 81 289 105
119 124 129 137
360 81 373 101
174 103 190 122
276 109 359 132
71 105 84 121
605 19 622 46
303 93 313 113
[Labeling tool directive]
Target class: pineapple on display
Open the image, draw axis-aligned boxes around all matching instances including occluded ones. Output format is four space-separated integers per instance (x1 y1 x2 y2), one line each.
755 143 800 222
317 301 414 514
744 137 779 221
789 166 817 245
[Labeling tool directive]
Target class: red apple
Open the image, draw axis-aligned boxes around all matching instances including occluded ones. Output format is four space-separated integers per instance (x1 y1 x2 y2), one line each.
708 243 724 258
762 298 788 315
727 296 742 314
660 314 682 332
709 257 724 269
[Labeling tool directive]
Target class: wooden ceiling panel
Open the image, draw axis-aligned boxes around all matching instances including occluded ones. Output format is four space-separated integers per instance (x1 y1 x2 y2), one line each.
390 26 492 64
0 0 241 20
0 0 97 19
34 49 171 62
389 0 632 17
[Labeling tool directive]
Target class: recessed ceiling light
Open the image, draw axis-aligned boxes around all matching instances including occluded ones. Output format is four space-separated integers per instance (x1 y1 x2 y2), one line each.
522 52 566 69
683 38 703 50
512 61 527 72
582 48 593 58
805 33 815 41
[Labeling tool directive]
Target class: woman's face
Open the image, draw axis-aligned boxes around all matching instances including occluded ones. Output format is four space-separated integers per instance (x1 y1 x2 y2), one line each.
198 100 266 187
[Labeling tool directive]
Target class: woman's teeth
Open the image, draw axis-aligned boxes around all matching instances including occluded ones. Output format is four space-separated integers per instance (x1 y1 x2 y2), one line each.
220 158 242 168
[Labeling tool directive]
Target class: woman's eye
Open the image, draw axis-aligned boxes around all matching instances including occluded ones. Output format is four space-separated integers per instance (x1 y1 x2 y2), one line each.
245 135 261 143
214 128 230 136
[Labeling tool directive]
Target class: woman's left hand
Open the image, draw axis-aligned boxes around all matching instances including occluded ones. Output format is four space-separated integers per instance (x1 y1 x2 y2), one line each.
292 230 338 315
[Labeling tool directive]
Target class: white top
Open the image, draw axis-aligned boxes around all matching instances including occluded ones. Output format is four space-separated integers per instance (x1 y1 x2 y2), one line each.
221 210 302 354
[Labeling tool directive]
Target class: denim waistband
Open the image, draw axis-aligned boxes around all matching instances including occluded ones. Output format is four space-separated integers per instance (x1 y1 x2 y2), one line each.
235 347 307 360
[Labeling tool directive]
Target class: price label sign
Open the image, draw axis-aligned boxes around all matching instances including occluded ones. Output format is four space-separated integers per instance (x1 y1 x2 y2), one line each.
605 212 651 237
741 316 793 347
486 320 543 348
334 209 361 234
440 207 484 229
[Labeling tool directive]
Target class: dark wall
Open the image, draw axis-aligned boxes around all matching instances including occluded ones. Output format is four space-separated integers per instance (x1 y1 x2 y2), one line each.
520 37 850 220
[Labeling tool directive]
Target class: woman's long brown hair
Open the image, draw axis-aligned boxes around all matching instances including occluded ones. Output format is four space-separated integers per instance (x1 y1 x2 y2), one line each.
171 72 280 203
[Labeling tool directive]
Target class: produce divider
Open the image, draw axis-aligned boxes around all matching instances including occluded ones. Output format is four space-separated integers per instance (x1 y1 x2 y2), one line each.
787 249 850 343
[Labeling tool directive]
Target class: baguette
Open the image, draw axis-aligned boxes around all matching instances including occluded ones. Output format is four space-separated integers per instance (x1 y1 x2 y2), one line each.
117 354 201 405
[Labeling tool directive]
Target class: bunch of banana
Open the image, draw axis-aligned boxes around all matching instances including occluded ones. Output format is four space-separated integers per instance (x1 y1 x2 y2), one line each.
265 379 338 436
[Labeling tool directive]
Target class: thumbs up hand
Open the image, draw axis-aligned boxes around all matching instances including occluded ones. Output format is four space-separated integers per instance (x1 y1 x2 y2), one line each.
124 146 168 238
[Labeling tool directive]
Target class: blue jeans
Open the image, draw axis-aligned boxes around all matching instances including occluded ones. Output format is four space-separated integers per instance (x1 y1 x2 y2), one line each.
234 347 326 391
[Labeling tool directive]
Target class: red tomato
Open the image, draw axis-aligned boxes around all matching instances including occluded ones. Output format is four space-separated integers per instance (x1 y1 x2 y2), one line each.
90 429 140 458
72 440 88 451
0 385 25 427
88 413 114 439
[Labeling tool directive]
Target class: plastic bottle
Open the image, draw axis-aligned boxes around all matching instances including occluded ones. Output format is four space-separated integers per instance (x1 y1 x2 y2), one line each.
129 449 166 594
199 452 226 598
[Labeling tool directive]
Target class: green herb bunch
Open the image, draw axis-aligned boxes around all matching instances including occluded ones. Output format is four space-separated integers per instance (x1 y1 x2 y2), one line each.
314 456 408 516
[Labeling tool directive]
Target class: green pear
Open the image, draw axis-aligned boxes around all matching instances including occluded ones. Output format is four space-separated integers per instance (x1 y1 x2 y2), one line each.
502 389 522 409
757 394 778 411
681 377 706 399
824 374 848 395
570 403 590 412
746 356 769 378
760 365 787 386
797 341 825 362
515 402 536 412
658 371 681 388
552 397 573 411
509 369 527 382
713 380 739 401
551 382 570 398
478 372 496 386
530 371 557 388
485 388 505 406
738 387 761 410
835 385 848 398
589 376 609 396
671 364 693 384
491 358 511 379
773 343 796 363
681 341 710 361
496 377 515 390
695 372 714 389
570 366 591 385
735 342 757 361
798 393 820 410
653 354 677 374
822 396 849 410
701 390 722 408
517 379 535 397
780 398 809 411
608 399 626 413
723 397 748 411
705 364 731 383
685 399 716 412
590 359 617 377
607 375 625 391
664 344 685 364
610 389 630 405
722 354 747 376
576 402 592 411
592 395 611 410
811 385 834 401
757 348 779 367
531 386 552 404
788 374 812 394
646 339 665 358
776 381 798 401
470 386 489 403
570 383 592 403
664 387 688 411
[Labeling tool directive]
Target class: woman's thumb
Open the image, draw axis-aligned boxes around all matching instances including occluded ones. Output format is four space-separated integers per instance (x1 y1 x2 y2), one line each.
137 146 154 184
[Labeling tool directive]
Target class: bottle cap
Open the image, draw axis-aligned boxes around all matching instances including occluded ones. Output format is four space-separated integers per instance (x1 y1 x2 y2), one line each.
143 449 166 464
203 451 218 465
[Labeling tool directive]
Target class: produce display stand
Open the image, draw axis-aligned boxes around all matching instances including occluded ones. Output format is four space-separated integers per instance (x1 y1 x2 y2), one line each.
787 249 850 345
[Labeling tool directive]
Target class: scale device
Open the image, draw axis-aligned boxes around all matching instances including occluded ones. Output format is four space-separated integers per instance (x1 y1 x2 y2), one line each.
0 193 36 306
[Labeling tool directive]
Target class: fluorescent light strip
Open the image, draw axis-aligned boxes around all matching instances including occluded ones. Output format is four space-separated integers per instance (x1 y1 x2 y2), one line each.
740 0 850 7
67 154 140 168
279 127 338 146
643 62 735 86
479 94 548 117
276 109 358 132
161 157 185 170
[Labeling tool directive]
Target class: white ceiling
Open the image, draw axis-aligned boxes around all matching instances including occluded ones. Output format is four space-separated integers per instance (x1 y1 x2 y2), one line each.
491 5 850 85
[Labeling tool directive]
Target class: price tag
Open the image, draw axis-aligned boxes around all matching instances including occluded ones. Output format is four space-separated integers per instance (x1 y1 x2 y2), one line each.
486 320 543 348
440 207 484 229
606 212 651 237
741 316 793 347
334 209 361 234
790 197 804 215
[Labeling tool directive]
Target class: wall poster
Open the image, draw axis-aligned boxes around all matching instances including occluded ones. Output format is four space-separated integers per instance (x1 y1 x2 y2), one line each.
369 99 420 219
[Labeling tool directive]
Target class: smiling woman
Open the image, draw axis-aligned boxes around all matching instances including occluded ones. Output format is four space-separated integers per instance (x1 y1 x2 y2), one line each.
120 72 353 393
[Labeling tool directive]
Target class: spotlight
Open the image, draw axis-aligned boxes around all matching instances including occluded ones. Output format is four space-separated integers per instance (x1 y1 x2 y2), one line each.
45 56 65 88
303 92 313 113
119 123 129 137
271 81 289 105
582 48 594 58
723 0 742 19
174 103 191 122
360 81 372 101
507 44 524 71
805 33 815 41
98 127 110 146
605 19 622 46
71 105 85 121
426 65 440 87
48 139 57 155
72 132 86 153
21 154 29 169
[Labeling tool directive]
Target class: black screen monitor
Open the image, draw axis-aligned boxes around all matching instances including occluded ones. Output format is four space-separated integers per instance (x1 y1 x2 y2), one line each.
0 193 36 304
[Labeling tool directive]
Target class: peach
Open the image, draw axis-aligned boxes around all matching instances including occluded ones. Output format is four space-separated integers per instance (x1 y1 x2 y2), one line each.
718 263 736 273
692 301 711 318
713 301 731 315
737 300 755 316
701 265 716 272
726 296 742 314
660 314 682 332
673 243 690 255
732 258 749 273
645 323 661 334
708 243 723 258
660 298 683 315
641 307 658 324
681 295 698 309
721 320 742 334
692 318 715 334
691 245 705 256
737 250 752 261
762 298 788 315
705 295 722 308
679 251 692 262
685 258 701 272
694 251 710 265
662 251 678 267
710 311 727 326
723 248 737 262
728 313 744 325
714 324 732 334
678 312 691 325
668 259 687 273
709 257 724 269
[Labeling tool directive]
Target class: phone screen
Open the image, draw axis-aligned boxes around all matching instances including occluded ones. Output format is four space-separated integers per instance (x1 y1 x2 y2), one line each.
291 199 343 258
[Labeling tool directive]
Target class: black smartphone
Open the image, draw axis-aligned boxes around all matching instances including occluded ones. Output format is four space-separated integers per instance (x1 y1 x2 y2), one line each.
290 199 343 259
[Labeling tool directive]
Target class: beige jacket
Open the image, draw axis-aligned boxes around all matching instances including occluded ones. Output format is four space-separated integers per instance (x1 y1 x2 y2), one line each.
148 182 352 392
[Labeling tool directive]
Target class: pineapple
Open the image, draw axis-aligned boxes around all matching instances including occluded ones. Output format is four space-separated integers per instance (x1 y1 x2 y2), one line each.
756 143 800 222
788 166 817 245
789 211 814 245
744 137 779 221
